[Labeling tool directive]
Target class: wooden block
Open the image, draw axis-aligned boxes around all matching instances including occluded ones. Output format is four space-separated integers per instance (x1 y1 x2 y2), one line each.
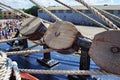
20 17 46 40
89 30 120 75
44 21 78 50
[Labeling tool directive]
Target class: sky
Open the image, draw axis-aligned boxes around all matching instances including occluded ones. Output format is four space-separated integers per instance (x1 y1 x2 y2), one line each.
0 0 119 9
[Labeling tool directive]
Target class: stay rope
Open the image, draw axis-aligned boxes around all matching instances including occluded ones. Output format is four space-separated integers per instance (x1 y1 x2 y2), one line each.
75 0 119 30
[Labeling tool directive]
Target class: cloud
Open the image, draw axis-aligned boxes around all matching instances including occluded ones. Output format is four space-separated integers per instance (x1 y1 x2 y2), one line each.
85 0 97 4
86 0 116 5
34 0 119 6
0 0 33 9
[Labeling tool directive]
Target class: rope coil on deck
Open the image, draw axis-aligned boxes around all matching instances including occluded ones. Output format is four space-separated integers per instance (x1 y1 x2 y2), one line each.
0 51 21 80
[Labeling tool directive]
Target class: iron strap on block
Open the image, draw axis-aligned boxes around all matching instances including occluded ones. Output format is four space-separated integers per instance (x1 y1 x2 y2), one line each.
76 37 92 49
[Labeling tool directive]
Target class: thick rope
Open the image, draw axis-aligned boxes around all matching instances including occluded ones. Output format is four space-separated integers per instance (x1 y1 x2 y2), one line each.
95 7 120 23
30 0 62 21
12 61 21 80
95 7 120 25
19 9 51 24
20 69 110 75
0 51 8 80
55 0 109 30
0 37 27 43
0 51 112 77
7 48 56 56
75 0 119 30
0 51 21 80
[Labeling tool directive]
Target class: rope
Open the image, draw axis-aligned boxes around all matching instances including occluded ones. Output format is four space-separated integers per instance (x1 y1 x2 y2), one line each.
20 69 110 75
12 61 21 80
0 37 27 43
55 0 109 30
30 0 62 21
0 51 112 78
4 58 13 80
0 52 112 78
0 51 21 80
7 48 56 56
95 7 120 23
75 0 119 30
0 51 8 80
95 7 120 25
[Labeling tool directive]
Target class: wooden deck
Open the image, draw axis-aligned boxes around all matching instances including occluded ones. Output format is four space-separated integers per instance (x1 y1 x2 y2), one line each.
75 25 106 39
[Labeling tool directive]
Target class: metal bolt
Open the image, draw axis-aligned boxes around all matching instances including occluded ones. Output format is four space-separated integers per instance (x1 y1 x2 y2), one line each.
111 47 120 53
55 32 60 37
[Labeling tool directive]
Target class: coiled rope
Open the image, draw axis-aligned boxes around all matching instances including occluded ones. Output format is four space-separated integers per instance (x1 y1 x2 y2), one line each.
75 0 119 30
0 51 21 80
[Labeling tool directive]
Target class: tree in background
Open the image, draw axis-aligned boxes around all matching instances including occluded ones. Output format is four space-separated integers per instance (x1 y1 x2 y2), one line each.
23 6 38 17
0 12 2 19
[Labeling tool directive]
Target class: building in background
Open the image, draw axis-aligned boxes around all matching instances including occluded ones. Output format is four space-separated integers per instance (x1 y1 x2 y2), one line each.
1 10 22 19
38 5 120 27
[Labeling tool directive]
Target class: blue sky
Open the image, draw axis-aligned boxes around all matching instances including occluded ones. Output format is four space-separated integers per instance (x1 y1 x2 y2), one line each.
0 0 120 9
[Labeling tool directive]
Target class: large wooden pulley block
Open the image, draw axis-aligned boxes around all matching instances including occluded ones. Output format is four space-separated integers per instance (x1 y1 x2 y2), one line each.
43 21 78 50
20 17 47 40
89 30 120 75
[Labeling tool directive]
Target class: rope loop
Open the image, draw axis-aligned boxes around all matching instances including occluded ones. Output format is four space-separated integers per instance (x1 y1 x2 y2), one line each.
0 51 21 80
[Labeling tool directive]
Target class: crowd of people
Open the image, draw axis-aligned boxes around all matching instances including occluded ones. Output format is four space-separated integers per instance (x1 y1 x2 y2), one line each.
0 19 23 39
